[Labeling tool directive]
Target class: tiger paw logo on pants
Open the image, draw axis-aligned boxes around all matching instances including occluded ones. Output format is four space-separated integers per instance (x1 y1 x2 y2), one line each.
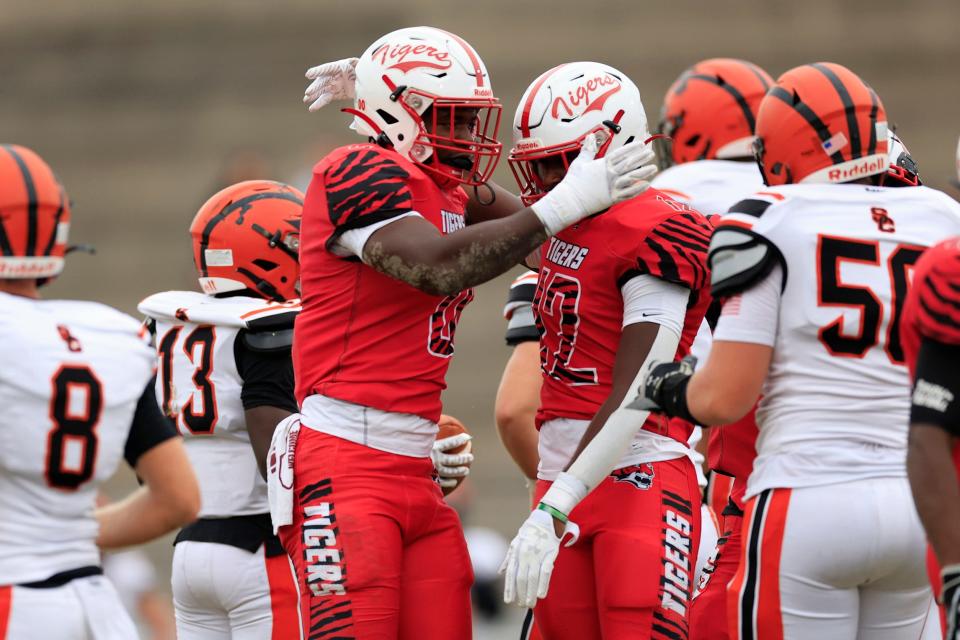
611 463 655 490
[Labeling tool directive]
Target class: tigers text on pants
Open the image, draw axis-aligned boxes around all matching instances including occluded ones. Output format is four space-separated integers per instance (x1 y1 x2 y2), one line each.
278 428 472 640
534 456 702 640
172 540 300 640
727 478 937 640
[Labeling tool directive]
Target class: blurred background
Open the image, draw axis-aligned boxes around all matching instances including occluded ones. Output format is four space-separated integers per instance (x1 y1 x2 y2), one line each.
3 0 958 636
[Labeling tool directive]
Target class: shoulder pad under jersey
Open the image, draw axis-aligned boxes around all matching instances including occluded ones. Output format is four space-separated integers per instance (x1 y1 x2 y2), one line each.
239 327 295 352
503 270 538 320
708 195 788 298
138 291 301 330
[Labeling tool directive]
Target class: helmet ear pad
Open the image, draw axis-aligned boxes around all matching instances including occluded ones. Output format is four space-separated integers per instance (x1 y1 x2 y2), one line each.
190 180 304 302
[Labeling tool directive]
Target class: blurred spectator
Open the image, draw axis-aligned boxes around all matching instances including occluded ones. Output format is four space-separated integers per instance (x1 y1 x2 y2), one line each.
102 550 177 640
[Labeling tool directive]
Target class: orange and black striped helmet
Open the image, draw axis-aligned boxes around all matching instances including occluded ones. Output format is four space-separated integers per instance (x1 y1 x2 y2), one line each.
190 180 303 302
657 58 773 169
753 62 889 186
0 145 70 280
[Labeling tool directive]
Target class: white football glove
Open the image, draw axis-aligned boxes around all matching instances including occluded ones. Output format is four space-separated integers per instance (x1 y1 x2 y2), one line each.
500 506 580 609
303 58 359 112
531 133 658 236
430 432 473 489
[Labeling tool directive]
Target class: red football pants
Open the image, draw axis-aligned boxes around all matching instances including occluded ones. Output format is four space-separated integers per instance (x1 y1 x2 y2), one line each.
689 507 744 640
533 457 702 640
278 429 473 640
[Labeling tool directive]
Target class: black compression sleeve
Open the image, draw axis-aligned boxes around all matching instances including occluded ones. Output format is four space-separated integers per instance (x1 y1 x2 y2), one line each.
234 333 298 413
910 337 960 436
125 378 178 467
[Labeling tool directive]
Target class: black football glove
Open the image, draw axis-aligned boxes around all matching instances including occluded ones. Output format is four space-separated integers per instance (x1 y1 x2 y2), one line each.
944 564 960 640
629 355 698 423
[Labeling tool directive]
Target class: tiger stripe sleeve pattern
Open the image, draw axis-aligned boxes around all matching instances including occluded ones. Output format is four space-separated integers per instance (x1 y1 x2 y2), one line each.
916 241 960 346
626 213 714 292
323 148 415 236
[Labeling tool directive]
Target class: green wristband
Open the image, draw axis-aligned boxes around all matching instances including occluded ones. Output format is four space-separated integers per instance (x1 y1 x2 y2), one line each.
537 502 569 524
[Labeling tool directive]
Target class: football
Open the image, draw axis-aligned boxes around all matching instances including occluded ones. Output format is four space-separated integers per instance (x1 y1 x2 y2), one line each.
437 414 471 453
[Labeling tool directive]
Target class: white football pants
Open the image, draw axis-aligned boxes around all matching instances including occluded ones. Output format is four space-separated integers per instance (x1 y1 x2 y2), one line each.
172 541 300 640
1 575 136 639
729 477 938 640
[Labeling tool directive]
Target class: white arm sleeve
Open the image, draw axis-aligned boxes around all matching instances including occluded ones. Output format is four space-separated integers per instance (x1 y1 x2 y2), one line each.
712 262 782 347
331 211 424 259
539 325 683 514
620 274 690 333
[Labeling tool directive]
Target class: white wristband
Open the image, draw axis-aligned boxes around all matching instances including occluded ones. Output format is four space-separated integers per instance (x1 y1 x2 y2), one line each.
539 471 588 518
530 181 586 237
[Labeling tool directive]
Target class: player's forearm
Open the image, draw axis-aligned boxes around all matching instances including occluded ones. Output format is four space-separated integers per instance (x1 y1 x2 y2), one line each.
496 413 540 480
95 485 197 549
366 211 547 296
466 179 524 224
907 425 960 566
685 342 770 425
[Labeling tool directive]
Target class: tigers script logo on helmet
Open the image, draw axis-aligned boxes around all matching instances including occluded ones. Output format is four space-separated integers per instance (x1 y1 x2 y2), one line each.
0 144 70 281
346 26 502 187
657 58 773 170
752 62 889 186
509 61 649 205
190 180 303 302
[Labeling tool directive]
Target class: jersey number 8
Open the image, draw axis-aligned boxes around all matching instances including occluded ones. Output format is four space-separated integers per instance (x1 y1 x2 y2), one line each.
45 365 102 491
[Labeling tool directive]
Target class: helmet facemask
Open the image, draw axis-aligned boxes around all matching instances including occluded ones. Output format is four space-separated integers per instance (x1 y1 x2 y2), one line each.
509 117 621 206
403 90 502 187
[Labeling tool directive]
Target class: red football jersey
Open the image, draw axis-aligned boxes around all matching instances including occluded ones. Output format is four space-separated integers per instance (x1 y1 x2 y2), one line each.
533 188 713 446
901 235 960 469
294 143 472 422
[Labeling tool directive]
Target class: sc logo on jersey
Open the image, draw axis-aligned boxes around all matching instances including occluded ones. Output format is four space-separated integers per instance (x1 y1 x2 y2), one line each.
611 463 655 490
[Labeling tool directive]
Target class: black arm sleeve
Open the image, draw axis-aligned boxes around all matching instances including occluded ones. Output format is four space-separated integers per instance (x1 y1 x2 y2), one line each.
910 337 960 435
125 378 178 467
234 330 298 413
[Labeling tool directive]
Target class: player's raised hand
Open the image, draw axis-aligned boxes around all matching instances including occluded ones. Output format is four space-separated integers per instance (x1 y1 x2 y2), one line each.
303 57 359 112
530 134 658 236
501 506 579 608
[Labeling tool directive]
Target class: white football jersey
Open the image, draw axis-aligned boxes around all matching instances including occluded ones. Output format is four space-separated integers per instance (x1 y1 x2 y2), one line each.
139 291 299 518
717 184 960 496
652 159 765 216
0 293 155 584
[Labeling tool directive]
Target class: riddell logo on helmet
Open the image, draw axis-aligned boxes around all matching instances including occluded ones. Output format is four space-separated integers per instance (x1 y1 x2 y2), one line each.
0 257 61 277
827 156 886 182
373 43 452 73
551 75 621 119
514 139 542 151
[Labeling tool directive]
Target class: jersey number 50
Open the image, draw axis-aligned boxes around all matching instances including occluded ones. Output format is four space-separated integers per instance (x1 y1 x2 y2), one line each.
817 235 923 364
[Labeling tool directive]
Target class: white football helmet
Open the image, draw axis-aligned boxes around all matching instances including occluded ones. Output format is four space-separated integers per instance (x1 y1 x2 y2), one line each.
346 26 502 186
509 61 650 204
